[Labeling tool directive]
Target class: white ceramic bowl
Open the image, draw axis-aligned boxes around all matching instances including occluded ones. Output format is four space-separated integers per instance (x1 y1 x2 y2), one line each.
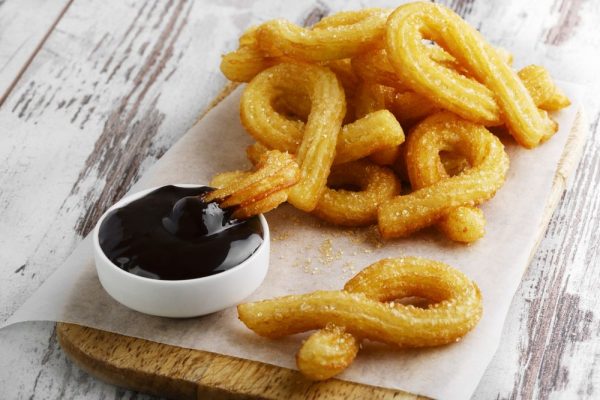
93 184 270 318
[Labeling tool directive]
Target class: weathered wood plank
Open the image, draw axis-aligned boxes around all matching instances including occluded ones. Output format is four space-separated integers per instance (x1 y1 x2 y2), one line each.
0 0 72 104
0 0 599 399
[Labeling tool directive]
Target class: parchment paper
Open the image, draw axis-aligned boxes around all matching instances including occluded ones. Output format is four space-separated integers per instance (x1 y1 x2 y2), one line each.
3 83 584 400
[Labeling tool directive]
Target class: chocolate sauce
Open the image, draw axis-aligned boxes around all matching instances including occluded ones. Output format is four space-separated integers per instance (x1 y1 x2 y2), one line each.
98 185 264 281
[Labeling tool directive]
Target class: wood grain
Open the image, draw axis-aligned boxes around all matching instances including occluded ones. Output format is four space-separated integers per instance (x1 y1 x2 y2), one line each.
57 324 421 400
0 0 72 104
0 0 599 399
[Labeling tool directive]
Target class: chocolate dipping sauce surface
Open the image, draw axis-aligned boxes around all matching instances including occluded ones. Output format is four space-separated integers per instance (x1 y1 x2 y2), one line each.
98 185 264 281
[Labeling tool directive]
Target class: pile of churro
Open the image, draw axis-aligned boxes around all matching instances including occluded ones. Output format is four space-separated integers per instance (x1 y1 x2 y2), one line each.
207 2 570 381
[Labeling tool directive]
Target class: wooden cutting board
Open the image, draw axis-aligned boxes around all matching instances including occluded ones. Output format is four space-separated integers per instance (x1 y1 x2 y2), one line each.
56 82 587 399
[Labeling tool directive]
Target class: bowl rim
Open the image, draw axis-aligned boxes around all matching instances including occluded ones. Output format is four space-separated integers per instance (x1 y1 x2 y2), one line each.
93 183 270 286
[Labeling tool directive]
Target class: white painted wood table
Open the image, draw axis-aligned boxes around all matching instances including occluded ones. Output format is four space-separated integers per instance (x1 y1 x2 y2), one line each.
0 0 598 399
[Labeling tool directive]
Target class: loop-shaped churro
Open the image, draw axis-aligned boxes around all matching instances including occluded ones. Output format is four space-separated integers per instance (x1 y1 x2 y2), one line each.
206 150 299 219
241 63 346 211
405 112 491 242
221 9 391 81
378 112 509 239
256 9 391 62
386 2 557 148
243 75 404 167
312 160 401 226
238 257 482 380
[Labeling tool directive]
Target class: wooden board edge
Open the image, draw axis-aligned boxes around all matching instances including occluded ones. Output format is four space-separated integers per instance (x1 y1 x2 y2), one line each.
56 83 587 399
529 107 587 265
56 323 422 400
57 323 203 399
